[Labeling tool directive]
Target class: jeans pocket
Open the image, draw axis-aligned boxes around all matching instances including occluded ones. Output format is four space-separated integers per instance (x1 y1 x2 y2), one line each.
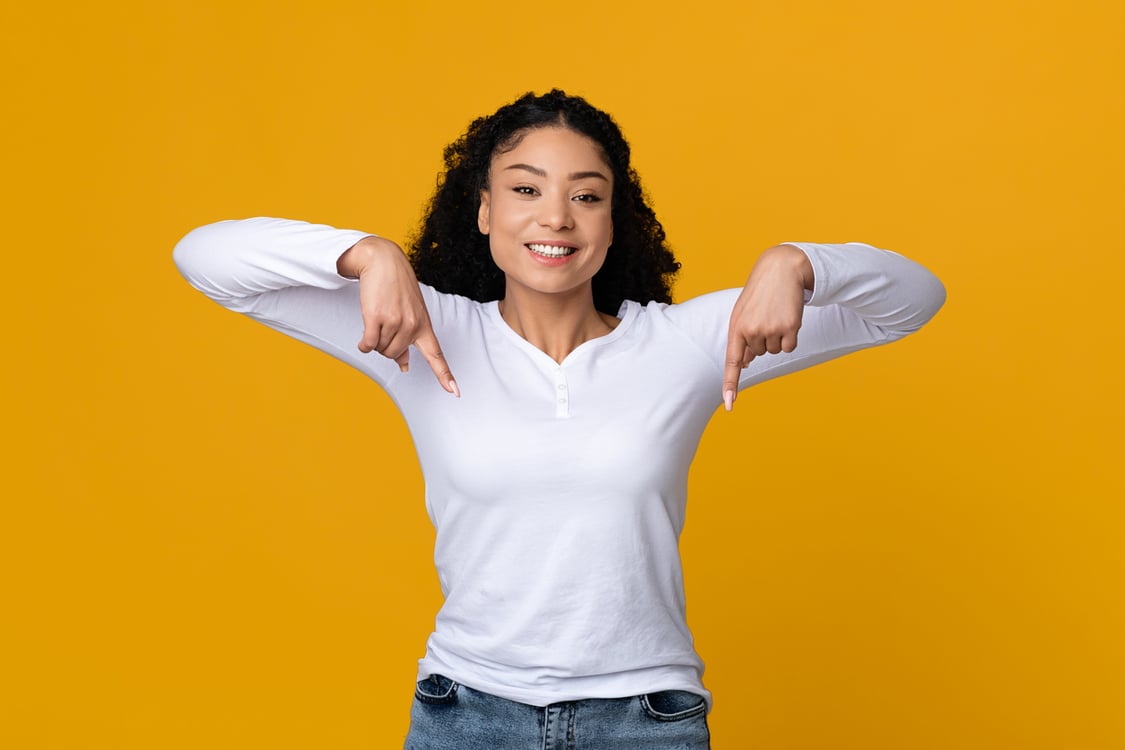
414 674 459 705
640 690 707 722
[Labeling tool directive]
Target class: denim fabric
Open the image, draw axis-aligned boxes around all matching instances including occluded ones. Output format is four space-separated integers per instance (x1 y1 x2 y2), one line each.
405 675 710 749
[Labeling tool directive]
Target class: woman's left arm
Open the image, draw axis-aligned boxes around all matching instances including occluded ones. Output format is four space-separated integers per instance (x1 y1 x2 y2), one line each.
722 242 945 411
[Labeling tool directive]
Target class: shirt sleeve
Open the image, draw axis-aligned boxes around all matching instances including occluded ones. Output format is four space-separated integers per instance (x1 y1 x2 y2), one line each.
664 242 946 390
172 216 404 388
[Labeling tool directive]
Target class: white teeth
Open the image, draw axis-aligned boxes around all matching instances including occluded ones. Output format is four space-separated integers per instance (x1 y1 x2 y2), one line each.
527 243 576 258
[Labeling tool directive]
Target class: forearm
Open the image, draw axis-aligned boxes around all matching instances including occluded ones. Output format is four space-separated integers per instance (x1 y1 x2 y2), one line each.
673 240 945 405
735 241 945 388
173 217 371 309
173 217 420 387
784 241 946 337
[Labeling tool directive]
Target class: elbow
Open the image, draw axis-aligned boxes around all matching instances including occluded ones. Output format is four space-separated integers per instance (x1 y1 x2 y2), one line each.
901 270 947 335
922 272 947 326
173 223 216 283
172 220 239 299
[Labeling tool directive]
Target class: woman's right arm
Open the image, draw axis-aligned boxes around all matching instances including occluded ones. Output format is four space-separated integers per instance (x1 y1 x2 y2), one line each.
173 217 456 393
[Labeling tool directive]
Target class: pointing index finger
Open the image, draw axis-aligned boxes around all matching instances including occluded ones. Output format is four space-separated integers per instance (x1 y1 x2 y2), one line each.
722 336 749 412
413 323 459 397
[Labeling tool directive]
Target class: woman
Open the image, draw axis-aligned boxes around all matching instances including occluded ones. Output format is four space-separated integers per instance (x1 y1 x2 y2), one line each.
174 89 945 749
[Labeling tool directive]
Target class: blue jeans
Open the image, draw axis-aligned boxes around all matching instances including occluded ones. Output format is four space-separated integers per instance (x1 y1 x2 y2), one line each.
405 675 711 749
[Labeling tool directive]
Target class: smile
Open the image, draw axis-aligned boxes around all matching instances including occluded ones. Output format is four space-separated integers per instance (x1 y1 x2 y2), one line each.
526 243 577 258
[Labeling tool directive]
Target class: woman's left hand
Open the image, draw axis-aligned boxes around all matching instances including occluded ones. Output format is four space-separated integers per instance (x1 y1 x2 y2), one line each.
723 244 815 411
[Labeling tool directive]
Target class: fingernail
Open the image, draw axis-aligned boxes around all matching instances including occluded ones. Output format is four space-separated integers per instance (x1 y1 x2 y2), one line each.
723 390 734 412
399 363 409 373
449 379 461 398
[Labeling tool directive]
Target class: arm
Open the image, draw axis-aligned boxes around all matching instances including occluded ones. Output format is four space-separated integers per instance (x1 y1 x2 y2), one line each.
702 241 944 410
173 217 457 394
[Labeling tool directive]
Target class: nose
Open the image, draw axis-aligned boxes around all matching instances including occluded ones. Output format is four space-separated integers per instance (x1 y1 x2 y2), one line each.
536 193 573 231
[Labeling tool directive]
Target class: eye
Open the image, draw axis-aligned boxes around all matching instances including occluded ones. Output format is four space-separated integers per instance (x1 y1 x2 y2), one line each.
573 193 603 203
513 185 538 196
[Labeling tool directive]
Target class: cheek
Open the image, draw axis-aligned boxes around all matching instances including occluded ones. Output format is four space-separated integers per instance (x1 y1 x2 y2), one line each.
599 212 614 247
487 234 516 274
486 197 523 234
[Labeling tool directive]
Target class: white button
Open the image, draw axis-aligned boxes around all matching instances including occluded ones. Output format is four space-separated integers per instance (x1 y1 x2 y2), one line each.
557 384 567 390
558 398 567 404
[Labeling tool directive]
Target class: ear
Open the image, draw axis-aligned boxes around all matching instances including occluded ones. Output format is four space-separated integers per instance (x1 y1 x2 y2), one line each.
477 190 491 235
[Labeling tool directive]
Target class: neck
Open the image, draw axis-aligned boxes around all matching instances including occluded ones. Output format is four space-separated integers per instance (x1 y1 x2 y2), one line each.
498 285 619 364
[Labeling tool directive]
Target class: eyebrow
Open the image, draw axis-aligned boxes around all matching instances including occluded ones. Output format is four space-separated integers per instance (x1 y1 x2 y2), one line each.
504 163 610 182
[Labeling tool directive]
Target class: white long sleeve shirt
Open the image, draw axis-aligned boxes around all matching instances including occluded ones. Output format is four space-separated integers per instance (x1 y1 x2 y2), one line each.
173 218 945 708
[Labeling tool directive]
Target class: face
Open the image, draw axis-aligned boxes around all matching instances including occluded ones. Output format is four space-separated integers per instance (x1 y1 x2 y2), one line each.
478 126 614 302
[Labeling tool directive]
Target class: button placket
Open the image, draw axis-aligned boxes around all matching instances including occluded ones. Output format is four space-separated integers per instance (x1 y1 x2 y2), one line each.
553 367 570 418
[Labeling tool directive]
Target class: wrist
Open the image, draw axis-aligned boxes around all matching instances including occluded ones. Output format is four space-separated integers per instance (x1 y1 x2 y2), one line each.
336 236 403 279
763 243 815 292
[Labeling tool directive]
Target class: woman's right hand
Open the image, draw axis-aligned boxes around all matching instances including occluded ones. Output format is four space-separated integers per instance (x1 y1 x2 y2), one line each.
336 237 459 396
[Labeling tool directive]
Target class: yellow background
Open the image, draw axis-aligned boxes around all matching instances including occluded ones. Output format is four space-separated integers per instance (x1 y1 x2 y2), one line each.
3 1 1122 747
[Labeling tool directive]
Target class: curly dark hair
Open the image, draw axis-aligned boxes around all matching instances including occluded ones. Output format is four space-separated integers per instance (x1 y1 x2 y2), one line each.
409 89 680 314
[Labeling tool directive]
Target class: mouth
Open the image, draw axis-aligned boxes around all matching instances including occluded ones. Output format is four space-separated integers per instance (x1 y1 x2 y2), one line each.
526 242 577 258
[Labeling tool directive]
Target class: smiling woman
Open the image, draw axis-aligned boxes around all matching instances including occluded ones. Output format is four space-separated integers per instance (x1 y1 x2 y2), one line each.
172 89 945 749
478 127 619 361
410 90 679 322
481 129 613 280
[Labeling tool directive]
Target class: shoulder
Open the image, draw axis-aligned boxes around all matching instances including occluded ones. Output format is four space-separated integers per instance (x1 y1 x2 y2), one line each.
661 289 742 321
615 290 741 371
631 289 741 338
418 283 489 322
617 289 744 333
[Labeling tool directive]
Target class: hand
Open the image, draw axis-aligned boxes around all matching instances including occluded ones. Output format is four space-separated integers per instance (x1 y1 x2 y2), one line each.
723 244 814 411
337 237 459 396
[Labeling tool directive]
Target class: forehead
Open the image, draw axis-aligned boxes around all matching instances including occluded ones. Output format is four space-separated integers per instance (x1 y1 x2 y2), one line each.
491 126 611 172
